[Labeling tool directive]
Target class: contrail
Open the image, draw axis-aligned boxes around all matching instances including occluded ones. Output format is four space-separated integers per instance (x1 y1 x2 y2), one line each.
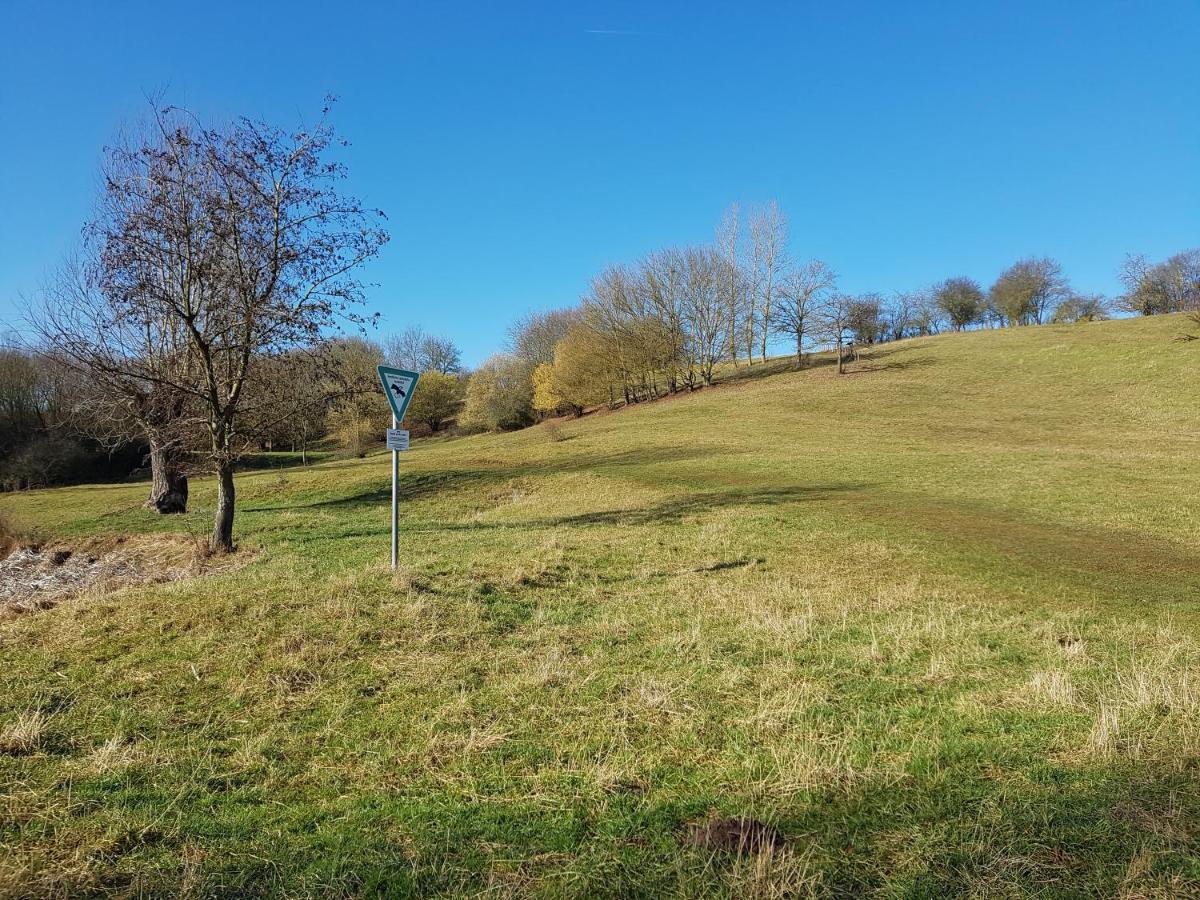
584 28 657 36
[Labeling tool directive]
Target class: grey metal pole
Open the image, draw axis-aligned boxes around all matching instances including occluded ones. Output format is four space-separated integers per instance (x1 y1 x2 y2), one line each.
390 412 399 569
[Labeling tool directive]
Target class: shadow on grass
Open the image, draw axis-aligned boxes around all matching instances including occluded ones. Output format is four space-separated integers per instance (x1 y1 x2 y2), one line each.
533 483 865 529
117 755 1197 896
716 343 938 384
242 446 727 514
840 345 940 374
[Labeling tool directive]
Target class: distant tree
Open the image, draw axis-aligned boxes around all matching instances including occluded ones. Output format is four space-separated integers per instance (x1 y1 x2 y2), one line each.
460 353 535 432
0 348 52 440
934 277 985 331
507 308 580 366
847 294 885 346
242 350 331 462
532 326 615 416
773 260 836 365
324 338 387 456
586 261 677 400
421 335 462 374
1051 294 1110 324
385 326 462 374
883 291 919 342
989 257 1071 326
639 250 689 393
680 245 729 386
911 290 946 335
531 363 562 416
1118 250 1200 316
816 293 856 374
715 203 746 365
403 370 463 432
747 201 788 363
0 349 80 490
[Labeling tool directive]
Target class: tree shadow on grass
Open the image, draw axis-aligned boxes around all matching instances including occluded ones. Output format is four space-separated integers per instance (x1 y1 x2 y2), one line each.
157 755 1196 897
532 483 867 529
241 445 732 514
843 352 938 375
717 352 837 384
778 757 1200 895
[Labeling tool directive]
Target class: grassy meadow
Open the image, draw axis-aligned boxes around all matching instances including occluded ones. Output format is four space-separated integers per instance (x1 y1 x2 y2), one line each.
2 314 1199 897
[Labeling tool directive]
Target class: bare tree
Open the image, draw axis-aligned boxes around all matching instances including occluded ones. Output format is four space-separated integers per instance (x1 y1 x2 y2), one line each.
1051 294 1110 324
639 249 688 393
910 290 945 335
67 101 387 551
680 246 728 386
715 203 744 366
34 255 197 513
420 334 462 374
847 294 885 346
989 257 1071 325
506 307 580 366
385 325 427 371
747 201 788 363
816 293 855 374
934 277 985 331
772 260 836 365
884 291 918 342
385 326 462 374
1119 250 1200 316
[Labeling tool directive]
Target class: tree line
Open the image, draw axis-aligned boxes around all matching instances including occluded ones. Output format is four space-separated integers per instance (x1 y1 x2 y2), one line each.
458 202 1198 426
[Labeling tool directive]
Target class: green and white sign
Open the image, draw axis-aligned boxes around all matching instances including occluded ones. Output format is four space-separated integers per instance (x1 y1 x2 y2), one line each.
377 366 420 423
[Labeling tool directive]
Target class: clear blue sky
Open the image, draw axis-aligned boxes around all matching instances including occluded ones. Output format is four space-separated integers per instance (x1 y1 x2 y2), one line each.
1 1 1197 365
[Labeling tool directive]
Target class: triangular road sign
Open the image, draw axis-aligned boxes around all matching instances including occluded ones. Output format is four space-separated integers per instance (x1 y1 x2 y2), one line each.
377 366 420 422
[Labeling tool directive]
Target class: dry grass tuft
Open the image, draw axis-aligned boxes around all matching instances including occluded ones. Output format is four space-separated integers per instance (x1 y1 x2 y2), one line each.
1087 703 1122 757
0 710 48 755
501 534 568 589
79 735 139 775
719 844 819 899
1026 669 1079 706
0 511 39 561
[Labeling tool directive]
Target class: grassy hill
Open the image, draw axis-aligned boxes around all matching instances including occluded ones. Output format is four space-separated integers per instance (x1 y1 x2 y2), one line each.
2 314 1199 897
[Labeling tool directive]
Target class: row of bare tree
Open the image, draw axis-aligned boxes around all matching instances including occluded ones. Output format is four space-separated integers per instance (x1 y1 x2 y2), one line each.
482 203 1198 423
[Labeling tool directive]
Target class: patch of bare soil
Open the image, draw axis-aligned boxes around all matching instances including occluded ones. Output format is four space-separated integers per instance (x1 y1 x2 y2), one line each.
0 534 236 619
682 817 789 855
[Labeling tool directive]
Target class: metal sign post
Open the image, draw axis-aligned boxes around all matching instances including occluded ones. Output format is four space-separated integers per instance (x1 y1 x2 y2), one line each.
377 366 420 571
391 412 399 569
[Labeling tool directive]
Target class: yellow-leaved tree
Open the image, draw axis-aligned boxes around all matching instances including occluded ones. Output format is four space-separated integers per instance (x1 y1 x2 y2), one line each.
534 327 616 417
402 371 464 433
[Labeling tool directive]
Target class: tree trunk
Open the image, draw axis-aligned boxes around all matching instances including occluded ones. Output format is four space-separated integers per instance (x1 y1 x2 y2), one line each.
145 441 188 514
796 334 803 366
211 462 236 553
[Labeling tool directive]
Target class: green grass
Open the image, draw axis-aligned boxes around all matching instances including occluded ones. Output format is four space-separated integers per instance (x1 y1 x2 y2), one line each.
2 315 1199 897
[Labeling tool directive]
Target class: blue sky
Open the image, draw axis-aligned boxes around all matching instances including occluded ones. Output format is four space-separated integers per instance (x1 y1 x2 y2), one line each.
1 1 1197 365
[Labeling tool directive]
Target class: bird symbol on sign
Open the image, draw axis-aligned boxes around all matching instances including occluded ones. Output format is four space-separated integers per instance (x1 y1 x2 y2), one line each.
390 381 407 398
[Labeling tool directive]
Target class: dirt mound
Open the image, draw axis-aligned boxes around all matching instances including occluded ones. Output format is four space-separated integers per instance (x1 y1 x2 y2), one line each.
0 533 224 619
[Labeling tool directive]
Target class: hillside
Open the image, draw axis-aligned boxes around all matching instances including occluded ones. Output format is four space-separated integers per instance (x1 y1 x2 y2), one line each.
2 315 1199 896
